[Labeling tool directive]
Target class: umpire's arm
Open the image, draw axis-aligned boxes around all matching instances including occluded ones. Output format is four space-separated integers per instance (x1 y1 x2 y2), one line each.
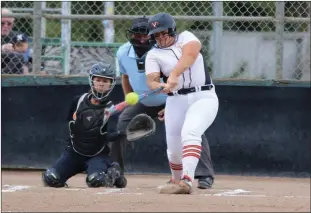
121 74 133 95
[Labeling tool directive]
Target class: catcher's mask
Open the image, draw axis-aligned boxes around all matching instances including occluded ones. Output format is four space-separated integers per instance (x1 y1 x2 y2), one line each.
89 62 116 101
126 16 155 58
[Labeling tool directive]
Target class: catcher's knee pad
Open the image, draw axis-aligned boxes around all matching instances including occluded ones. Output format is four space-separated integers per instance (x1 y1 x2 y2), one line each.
114 175 127 188
42 168 66 188
86 172 109 188
167 149 182 165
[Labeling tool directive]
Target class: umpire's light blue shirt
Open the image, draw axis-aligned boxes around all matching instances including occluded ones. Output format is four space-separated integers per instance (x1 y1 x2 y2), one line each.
117 42 167 107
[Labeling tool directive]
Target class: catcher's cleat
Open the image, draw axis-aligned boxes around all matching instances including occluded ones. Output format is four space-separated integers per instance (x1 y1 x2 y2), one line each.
106 162 121 187
114 175 127 188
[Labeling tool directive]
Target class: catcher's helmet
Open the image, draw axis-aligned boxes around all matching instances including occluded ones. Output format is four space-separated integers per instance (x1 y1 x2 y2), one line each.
89 62 116 100
148 13 176 37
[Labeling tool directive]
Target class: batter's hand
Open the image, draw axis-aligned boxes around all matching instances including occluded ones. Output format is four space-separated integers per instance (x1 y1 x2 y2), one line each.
159 83 170 94
158 108 165 121
166 73 179 92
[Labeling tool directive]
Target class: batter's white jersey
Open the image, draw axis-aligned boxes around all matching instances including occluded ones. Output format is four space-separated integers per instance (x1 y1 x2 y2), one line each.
145 30 212 90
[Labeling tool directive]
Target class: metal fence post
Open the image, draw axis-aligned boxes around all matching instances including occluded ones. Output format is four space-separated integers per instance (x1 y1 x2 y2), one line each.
61 1 71 75
275 2 285 80
103 2 115 43
32 2 43 74
41 1 46 37
212 1 223 78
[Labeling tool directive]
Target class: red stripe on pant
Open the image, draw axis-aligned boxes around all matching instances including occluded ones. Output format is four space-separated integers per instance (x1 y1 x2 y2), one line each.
182 153 201 159
182 145 201 159
183 145 202 150
182 149 201 154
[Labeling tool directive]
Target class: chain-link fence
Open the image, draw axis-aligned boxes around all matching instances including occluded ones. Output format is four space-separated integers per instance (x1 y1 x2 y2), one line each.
1 1 310 81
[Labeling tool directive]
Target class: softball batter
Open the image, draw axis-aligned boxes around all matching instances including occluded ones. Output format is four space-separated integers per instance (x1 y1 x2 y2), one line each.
145 13 219 194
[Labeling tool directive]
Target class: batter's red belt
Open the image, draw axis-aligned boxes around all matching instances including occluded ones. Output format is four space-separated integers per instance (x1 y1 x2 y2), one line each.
167 85 214 96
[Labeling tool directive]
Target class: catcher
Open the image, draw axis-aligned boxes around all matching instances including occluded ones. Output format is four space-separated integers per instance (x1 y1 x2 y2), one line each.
42 62 127 188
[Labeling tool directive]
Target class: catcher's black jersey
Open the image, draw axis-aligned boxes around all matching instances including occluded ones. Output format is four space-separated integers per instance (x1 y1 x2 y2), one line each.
68 93 111 157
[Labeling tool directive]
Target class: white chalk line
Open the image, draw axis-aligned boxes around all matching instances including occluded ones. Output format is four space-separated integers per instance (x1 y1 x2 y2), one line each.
2 185 32 192
284 195 310 199
2 185 309 199
201 194 267 197
200 189 310 199
214 189 251 196
96 188 142 195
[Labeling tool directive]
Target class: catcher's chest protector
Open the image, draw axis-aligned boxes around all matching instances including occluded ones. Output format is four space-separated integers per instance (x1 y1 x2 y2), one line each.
69 94 109 157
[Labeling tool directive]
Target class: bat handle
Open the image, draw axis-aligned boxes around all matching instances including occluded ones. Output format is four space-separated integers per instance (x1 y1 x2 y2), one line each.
115 101 128 111
155 86 164 93
106 101 128 115
139 87 163 99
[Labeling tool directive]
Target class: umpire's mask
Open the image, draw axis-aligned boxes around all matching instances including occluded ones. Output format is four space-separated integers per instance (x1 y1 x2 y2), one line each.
126 16 155 58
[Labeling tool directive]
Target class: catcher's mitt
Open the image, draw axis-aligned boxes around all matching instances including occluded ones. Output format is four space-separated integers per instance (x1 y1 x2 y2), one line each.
126 114 156 141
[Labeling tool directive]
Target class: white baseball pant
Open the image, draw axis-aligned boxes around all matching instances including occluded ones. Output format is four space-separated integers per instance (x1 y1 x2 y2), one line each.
164 87 219 183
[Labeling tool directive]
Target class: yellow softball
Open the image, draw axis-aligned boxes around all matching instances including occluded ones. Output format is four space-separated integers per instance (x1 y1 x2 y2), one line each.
125 92 139 105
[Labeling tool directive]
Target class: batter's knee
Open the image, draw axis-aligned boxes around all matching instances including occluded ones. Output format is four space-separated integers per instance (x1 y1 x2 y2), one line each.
42 168 66 188
86 172 109 188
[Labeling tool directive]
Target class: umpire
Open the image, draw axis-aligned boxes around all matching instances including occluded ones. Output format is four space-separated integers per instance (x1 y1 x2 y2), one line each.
111 17 215 189
42 62 126 188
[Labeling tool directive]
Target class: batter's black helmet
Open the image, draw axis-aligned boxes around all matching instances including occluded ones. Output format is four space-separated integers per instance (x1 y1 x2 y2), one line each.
89 62 116 100
148 13 176 36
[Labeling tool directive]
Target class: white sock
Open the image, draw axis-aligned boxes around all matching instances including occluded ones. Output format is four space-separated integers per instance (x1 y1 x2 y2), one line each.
169 162 183 181
182 144 202 182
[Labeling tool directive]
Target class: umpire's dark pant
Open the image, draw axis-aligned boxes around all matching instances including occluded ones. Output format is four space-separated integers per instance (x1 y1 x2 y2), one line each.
110 102 215 179
51 145 112 183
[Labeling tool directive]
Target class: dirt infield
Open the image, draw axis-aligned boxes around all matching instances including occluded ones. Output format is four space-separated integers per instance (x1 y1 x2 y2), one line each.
1 170 310 212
